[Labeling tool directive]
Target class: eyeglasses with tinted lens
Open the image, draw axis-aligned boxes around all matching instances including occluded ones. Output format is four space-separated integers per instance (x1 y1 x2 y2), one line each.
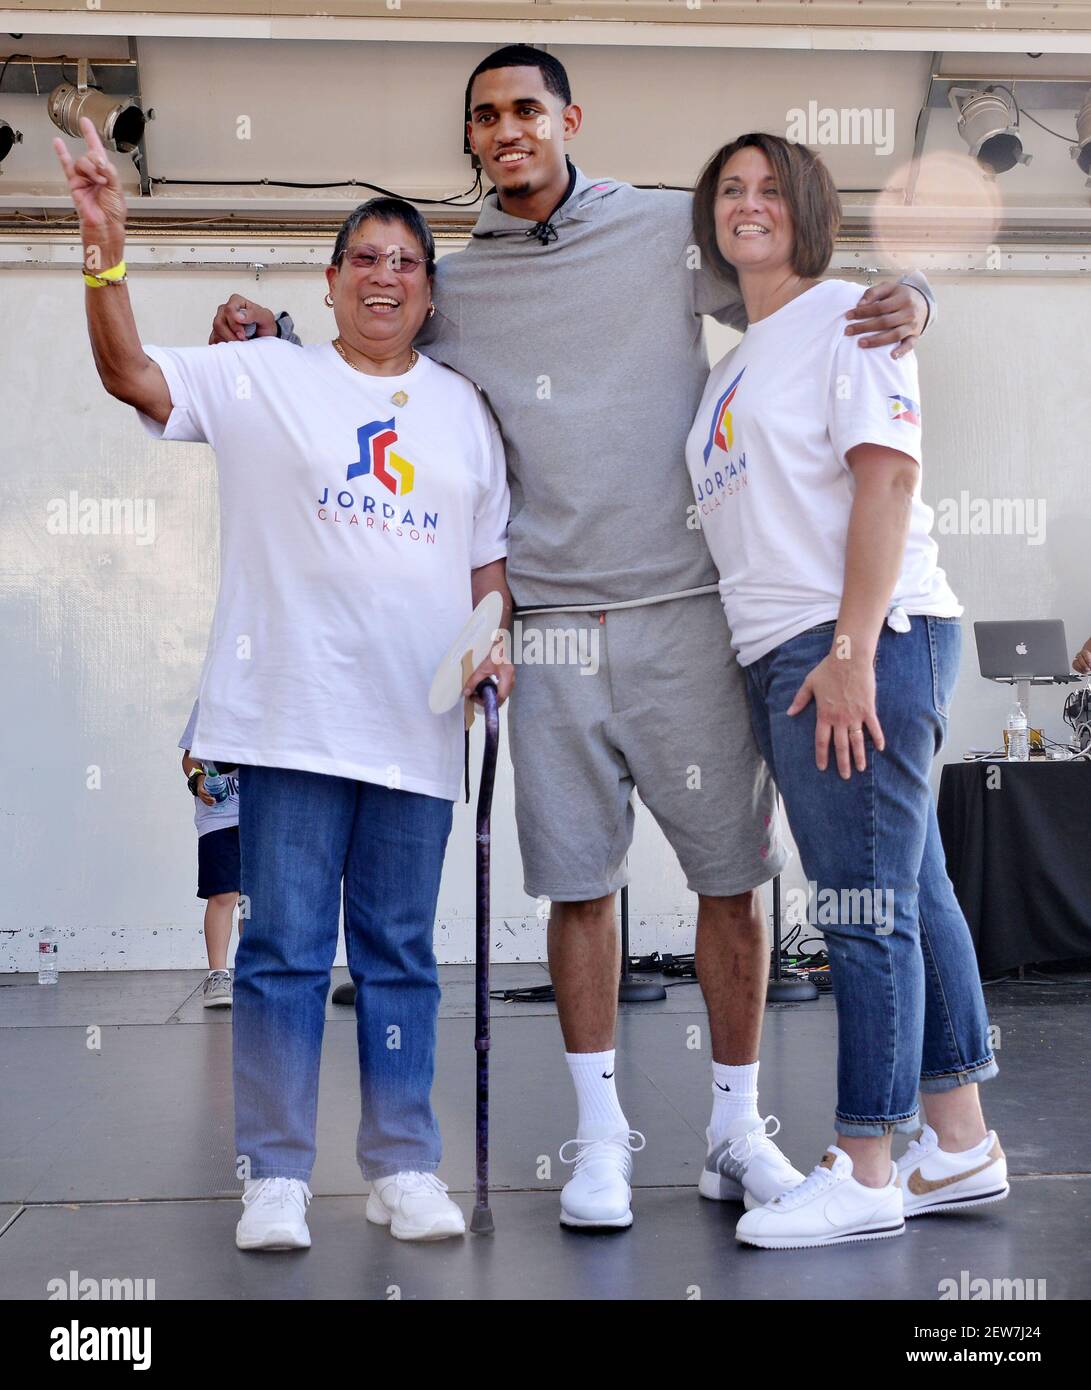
343 249 426 274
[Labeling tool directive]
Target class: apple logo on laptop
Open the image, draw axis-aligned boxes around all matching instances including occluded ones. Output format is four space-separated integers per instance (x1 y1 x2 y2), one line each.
1016 642 1028 655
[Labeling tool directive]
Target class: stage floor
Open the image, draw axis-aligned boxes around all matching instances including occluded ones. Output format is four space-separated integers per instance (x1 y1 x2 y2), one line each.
1 966 1087 1300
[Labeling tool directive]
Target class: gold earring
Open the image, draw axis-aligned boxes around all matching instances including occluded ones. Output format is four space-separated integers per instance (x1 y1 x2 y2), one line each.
324 292 334 307
428 303 436 319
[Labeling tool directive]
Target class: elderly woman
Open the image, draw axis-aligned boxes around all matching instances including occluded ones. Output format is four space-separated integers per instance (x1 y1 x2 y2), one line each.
55 119 513 1250
686 133 1005 1250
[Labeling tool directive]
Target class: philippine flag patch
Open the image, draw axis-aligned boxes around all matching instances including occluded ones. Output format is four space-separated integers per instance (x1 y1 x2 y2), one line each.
888 394 921 426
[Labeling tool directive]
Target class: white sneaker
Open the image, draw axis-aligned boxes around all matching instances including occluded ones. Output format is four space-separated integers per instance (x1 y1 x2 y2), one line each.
558 1130 646 1229
235 1177 312 1251
699 1115 806 1209
202 969 233 1008
735 1146 905 1250
897 1125 1009 1217
366 1172 466 1241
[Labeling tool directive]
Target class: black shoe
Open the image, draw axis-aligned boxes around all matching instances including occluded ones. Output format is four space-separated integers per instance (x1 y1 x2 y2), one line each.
331 981 357 1006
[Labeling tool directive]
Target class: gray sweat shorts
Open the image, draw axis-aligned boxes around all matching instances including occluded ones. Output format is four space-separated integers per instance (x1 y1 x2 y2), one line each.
506 591 789 901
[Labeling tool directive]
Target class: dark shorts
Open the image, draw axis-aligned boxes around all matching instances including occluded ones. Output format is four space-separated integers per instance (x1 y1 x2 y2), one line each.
197 825 241 899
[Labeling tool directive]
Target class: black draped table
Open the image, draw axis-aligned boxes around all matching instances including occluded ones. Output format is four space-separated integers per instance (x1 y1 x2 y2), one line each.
936 760 1091 976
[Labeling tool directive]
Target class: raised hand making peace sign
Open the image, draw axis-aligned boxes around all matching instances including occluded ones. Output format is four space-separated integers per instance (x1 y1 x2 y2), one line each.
53 115 128 272
51 113 172 423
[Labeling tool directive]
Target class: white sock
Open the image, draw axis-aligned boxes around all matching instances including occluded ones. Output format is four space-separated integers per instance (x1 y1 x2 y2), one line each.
710 1061 761 1142
566 1050 627 1140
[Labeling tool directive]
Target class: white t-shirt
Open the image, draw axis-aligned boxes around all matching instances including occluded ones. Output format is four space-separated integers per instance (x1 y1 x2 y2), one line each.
178 697 240 837
685 278 960 667
141 340 510 801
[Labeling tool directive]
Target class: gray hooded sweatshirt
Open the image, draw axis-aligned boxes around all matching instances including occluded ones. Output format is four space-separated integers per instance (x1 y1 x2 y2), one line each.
285 165 934 611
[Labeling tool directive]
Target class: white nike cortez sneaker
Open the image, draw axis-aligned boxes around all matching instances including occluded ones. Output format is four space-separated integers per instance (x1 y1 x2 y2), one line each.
735 1146 905 1250
235 1177 313 1251
699 1115 806 1209
366 1171 466 1241
897 1125 1009 1217
558 1129 646 1229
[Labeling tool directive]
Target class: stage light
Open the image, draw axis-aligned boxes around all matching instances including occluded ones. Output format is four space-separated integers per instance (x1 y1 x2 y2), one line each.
0 117 22 166
949 86 1031 175
1071 89 1091 185
47 81 145 153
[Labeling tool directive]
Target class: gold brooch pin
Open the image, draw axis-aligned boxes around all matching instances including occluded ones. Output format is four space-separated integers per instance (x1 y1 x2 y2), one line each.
391 390 408 407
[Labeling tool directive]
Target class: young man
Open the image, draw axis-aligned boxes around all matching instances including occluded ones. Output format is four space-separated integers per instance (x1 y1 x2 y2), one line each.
209 45 935 1229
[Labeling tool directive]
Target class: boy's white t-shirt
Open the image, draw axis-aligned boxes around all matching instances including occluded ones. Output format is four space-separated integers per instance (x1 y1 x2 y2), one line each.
178 697 240 837
685 278 961 667
141 339 510 801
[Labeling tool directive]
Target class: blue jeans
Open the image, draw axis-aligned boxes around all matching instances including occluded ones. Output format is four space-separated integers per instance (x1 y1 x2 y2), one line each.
233 765 453 1181
745 616 998 1136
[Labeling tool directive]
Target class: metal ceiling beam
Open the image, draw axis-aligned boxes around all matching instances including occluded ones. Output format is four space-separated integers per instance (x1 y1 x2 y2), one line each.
4 200 1091 235
0 57 140 97
0 10 1089 56
2 233 1088 275
928 77 1091 109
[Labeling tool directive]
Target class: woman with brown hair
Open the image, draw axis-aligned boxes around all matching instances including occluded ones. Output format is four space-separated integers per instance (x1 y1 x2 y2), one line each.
686 133 1006 1250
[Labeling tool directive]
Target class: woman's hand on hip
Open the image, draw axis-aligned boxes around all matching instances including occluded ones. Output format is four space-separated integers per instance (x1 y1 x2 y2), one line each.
787 649 885 779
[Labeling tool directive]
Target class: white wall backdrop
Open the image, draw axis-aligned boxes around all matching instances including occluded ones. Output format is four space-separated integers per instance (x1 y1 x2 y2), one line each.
1 259 1087 971
2 40 1089 218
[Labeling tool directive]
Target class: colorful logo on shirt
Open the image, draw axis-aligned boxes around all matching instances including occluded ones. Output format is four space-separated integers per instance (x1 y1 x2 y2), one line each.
888 394 921 426
347 418 415 497
702 368 746 464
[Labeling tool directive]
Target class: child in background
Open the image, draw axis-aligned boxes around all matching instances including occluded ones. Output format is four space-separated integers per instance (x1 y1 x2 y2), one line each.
179 698 241 1007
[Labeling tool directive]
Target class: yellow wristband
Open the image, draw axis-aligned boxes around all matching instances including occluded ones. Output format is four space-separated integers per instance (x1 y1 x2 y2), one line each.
83 260 127 287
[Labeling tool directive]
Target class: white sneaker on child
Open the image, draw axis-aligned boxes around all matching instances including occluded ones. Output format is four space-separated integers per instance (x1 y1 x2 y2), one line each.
201 969 232 1008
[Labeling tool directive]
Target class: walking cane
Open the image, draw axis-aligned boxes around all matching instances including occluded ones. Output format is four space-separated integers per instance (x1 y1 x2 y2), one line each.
428 591 505 1234
471 678 500 1234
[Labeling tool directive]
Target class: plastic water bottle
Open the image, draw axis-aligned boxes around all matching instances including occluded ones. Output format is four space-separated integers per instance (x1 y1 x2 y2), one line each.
38 927 59 984
203 761 230 803
1006 701 1030 762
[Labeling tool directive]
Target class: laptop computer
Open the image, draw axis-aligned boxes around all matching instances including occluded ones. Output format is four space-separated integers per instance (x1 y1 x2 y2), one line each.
974 619 1080 683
